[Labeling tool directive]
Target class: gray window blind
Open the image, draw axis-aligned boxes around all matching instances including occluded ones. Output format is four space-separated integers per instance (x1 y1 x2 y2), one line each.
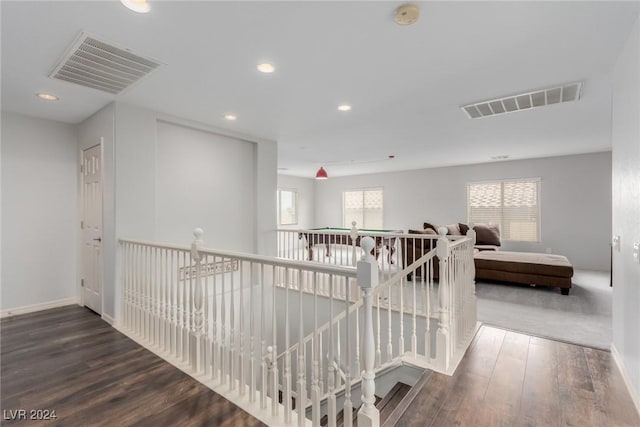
343 189 383 229
467 179 540 242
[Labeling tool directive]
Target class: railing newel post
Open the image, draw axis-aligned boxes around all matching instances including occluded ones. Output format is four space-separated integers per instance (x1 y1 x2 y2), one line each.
190 228 206 373
357 236 380 427
436 228 451 372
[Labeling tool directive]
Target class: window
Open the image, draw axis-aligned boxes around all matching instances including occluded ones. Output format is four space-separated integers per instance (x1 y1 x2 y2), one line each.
467 179 540 242
277 189 298 225
343 188 383 229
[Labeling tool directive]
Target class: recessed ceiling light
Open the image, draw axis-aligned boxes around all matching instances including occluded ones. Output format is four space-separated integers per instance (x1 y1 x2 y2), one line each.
36 93 59 101
120 0 151 13
224 114 237 121
338 104 352 112
257 63 275 73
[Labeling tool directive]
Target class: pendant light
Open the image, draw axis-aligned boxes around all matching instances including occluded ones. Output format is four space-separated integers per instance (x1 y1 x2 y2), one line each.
315 166 328 180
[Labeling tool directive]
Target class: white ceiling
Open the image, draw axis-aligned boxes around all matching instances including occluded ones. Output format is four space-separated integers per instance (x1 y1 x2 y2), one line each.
2 1 639 177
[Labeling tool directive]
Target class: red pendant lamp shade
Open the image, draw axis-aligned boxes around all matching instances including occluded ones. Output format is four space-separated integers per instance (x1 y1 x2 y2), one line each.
315 166 328 180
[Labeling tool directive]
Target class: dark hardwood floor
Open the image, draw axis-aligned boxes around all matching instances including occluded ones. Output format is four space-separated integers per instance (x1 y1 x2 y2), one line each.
3 307 639 427
396 325 640 427
0 305 265 427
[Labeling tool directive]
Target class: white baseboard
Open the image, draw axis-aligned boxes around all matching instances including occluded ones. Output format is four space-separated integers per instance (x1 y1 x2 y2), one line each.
0 297 80 319
611 343 640 417
101 313 115 325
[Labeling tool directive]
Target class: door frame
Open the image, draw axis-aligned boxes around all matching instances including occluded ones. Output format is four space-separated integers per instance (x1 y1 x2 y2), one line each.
79 138 105 315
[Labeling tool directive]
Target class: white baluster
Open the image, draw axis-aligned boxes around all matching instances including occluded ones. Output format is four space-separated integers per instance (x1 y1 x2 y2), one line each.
375 294 381 369
123 243 129 328
271 267 278 417
411 273 417 357
312 272 321 426
260 264 267 409
221 257 227 385
350 221 358 267
267 345 278 417
357 237 380 427
297 269 306 427
250 261 256 402
190 228 205 373
399 273 405 356
327 273 336 427
387 284 392 363
284 267 292 424
343 275 353 427
230 259 236 391
436 230 451 372
171 250 178 358
203 254 210 376
355 306 361 378
211 255 219 382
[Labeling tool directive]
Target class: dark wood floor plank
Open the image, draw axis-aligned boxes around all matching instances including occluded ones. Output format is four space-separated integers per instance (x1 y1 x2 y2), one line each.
394 372 452 427
584 347 640 427
556 341 609 427
472 331 530 427
516 337 562 427
1 306 264 427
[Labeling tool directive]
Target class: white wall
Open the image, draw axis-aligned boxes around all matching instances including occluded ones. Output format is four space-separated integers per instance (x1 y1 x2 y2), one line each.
155 121 256 252
111 103 277 318
315 152 612 270
1 112 78 310
77 104 116 319
612 14 640 408
277 174 315 229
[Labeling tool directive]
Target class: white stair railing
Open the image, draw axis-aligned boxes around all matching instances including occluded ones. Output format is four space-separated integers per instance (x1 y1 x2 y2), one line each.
119 227 477 426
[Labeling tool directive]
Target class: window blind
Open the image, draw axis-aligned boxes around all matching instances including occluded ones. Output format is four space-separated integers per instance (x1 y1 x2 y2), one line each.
343 189 383 228
467 179 540 242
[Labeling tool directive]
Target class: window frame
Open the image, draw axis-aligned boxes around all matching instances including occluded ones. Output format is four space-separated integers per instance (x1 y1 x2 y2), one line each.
467 178 541 242
277 188 298 226
342 187 384 229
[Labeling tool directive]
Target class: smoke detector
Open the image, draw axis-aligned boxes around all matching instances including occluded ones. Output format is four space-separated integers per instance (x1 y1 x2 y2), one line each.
49 32 162 95
394 4 420 25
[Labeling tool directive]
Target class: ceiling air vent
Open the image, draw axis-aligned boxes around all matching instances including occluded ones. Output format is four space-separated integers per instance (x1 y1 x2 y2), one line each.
49 32 162 95
461 82 583 119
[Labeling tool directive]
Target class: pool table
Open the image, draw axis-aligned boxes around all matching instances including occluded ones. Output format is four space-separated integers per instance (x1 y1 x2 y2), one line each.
298 227 403 263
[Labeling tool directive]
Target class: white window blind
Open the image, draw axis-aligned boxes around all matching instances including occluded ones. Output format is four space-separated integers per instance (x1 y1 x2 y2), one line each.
343 188 383 229
467 179 540 242
277 189 297 225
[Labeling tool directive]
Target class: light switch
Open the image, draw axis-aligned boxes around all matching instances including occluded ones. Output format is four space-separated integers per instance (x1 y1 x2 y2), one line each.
613 235 621 252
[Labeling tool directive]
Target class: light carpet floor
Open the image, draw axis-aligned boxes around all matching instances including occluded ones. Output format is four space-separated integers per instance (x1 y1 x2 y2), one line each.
475 269 612 349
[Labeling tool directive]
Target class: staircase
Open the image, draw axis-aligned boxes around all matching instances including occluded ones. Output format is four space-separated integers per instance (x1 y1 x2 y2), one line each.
320 382 412 427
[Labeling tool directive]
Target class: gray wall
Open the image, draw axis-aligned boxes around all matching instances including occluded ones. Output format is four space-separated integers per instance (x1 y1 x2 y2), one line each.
1 112 79 310
155 120 256 252
314 152 612 271
612 13 640 408
277 174 316 229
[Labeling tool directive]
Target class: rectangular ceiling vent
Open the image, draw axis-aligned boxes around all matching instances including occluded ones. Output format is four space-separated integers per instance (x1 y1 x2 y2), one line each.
49 32 162 95
461 82 582 119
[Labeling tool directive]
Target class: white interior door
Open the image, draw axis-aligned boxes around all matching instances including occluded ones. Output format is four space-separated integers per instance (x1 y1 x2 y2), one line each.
81 144 103 314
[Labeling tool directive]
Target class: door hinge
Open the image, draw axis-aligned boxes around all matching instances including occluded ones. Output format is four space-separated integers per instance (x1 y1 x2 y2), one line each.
81 279 84 287
80 221 84 229
80 164 84 173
